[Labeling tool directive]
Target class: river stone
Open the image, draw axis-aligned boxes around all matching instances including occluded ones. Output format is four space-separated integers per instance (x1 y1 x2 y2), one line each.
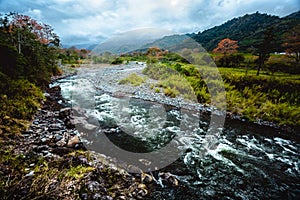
86 181 101 192
56 139 66 147
159 172 179 186
49 124 62 132
59 107 71 119
55 134 63 141
44 92 50 98
67 135 80 147
41 137 48 143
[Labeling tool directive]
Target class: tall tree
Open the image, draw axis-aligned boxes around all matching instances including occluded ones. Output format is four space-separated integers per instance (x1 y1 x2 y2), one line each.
0 12 61 86
282 25 300 63
254 27 275 76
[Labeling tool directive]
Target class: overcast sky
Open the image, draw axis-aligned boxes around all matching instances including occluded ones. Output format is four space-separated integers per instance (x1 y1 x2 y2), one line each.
0 0 299 45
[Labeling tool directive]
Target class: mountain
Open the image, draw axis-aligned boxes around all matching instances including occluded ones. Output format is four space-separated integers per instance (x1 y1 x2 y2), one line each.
141 34 189 50
91 28 173 54
189 11 300 51
62 43 97 50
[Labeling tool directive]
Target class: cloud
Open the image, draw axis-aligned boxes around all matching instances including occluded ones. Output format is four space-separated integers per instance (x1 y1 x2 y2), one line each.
25 9 43 21
0 0 299 46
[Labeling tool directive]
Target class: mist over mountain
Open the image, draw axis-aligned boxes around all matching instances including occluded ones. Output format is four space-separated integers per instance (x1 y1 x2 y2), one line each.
66 10 299 53
91 28 173 54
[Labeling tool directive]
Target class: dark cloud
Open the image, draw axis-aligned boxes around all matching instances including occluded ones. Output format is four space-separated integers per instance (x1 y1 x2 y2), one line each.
0 0 299 46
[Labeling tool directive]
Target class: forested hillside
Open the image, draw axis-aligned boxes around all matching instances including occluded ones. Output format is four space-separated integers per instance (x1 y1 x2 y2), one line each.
190 11 300 51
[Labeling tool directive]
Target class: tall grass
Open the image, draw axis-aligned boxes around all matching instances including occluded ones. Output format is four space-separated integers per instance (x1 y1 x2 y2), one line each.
118 73 146 86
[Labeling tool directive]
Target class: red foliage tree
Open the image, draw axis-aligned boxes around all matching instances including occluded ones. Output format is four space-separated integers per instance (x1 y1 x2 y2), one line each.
213 38 239 56
11 13 59 46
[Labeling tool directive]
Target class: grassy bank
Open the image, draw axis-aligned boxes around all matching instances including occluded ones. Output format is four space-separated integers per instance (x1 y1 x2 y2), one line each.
139 60 300 126
0 73 45 136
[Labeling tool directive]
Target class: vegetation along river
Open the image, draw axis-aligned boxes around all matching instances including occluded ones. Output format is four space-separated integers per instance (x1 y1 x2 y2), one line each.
53 64 300 199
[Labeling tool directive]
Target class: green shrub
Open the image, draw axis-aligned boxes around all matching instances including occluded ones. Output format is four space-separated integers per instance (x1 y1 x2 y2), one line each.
154 88 161 93
163 87 177 98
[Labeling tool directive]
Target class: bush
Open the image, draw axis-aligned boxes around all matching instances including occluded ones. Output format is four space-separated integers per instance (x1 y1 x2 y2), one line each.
163 87 177 98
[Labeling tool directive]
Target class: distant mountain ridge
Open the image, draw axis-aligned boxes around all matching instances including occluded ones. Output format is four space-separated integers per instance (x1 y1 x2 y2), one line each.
190 11 300 51
66 10 300 53
143 11 300 53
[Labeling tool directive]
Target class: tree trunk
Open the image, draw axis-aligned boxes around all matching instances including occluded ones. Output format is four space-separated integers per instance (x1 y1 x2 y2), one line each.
256 66 260 76
256 63 262 76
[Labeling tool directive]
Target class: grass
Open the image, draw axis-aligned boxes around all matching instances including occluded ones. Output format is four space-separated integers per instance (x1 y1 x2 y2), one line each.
0 74 45 135
118 73 146 86
219 67 300 80
139 55 300 126
66 165 95 179
143 64 197 100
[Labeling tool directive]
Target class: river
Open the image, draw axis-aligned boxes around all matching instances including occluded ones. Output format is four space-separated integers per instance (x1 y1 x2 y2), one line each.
53 64 300 200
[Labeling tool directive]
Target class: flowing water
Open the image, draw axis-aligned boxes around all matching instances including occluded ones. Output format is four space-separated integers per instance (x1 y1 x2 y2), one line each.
54 69 300 200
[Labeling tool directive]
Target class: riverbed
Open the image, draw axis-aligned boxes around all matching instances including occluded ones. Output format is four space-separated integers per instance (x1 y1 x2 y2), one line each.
53 64 300 199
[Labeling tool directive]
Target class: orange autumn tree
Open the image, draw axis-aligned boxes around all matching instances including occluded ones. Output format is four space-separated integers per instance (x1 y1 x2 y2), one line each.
213 38 239 67
213 38 239 56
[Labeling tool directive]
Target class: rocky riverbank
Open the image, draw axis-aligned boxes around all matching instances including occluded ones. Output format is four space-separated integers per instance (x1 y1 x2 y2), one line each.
0 81 156 199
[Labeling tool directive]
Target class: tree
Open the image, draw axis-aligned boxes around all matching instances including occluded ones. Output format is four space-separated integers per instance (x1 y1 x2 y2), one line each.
254 27 275 76
213 38 239 56
0 12 61 86
213 38 239 67
282 25 300 63
147 47 164 63
12 13 60 46
219 54 245 68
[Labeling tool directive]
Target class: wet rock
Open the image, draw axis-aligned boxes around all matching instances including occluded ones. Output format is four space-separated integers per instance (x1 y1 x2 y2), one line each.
44 92 50 98
65 119 76 129
41 137 48 143
74 142 87 150
59 107 71 119
72 106 87 116
70 117 88 126
49 123 62 132
34 145 49 152
80 193 88 200
159 172 179 186
54 134 63 141
116 196 126 200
